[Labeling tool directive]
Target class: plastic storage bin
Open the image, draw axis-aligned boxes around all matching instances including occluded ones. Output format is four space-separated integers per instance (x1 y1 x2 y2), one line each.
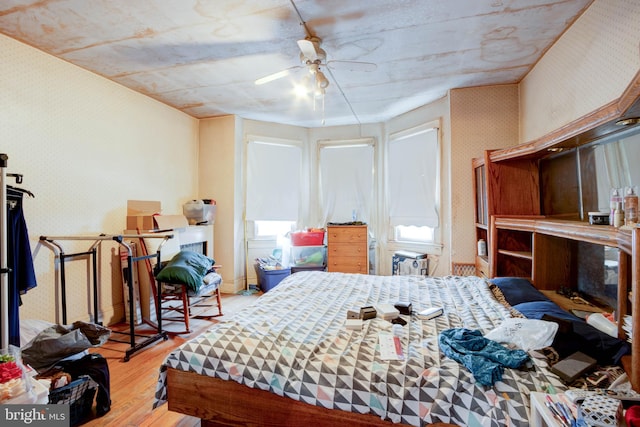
255 265 291 292
290 231 325 246
291 246 326 267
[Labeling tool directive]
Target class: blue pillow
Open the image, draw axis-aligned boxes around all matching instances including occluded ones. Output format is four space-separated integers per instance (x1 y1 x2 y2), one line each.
490 277 551 306
513 300 630 366
155 250 215 292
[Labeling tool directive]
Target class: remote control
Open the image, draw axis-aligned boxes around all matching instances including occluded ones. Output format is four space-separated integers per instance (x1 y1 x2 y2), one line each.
564 388 640 404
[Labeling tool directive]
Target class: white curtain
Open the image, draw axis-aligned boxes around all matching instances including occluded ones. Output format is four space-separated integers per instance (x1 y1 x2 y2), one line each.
319 142 374 225
246 141 301 221
388 127 439 228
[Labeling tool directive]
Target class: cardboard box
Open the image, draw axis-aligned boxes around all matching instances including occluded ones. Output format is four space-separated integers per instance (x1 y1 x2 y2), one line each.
126 215 156 231
153 214 189 230
392 251 429 276
127 200 161 216
126 200 162 231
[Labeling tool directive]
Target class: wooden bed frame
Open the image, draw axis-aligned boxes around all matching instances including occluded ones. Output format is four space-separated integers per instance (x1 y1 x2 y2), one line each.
166 367 457 427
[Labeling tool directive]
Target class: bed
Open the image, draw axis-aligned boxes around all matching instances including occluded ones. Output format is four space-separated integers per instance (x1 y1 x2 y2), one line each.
153 271 596 426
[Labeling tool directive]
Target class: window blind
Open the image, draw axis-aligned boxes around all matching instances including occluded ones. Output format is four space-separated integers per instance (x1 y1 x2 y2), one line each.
319 142 374 224
388 127 439 228
246 141 301 221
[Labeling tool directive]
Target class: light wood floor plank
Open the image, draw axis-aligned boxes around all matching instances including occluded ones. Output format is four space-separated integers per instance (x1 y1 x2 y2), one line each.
80 293 259 426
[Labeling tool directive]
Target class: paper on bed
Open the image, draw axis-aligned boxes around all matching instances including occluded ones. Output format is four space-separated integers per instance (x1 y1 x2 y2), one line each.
379 332 404 360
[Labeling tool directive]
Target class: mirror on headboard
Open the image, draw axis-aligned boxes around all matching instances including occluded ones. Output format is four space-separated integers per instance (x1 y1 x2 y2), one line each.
585 126 640 213
541 123 640 220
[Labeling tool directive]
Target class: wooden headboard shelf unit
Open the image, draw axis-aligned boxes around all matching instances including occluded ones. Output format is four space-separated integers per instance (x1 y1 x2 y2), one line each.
474 72 640 391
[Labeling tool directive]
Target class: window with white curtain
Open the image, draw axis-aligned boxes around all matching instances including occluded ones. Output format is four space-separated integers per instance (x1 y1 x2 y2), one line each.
387 124 439 242
246 139 302 237
318 140 375 225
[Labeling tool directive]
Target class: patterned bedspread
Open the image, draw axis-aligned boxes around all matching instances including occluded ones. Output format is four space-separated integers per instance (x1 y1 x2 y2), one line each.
154 272 565 426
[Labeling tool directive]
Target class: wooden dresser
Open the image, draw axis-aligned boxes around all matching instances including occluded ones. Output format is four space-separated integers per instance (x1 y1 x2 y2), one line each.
326 224 368 274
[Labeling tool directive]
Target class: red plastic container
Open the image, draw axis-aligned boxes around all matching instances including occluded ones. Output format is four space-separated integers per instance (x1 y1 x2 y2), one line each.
290 231 325 246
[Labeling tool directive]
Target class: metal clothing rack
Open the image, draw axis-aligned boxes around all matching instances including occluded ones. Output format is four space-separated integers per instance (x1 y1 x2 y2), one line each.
0 153 32 350
39 233 174 361
0 154 10 349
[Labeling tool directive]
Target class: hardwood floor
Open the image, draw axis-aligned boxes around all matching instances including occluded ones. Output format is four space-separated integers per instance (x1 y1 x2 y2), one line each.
81 293 260 427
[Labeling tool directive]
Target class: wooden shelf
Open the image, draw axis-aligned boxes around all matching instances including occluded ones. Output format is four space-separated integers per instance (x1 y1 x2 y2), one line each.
494 217 632 254
498 249 532 260
539 290 604 313
490 216 639 391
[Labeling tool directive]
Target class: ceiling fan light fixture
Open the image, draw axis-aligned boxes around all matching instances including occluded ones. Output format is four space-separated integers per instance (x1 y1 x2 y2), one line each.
316 71 329 89
293 82 309 98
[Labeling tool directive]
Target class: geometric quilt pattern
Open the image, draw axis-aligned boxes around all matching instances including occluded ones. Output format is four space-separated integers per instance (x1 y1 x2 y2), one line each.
153 272 565 425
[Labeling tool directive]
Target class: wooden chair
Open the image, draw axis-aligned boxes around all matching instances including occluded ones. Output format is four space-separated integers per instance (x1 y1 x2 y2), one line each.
158 268 223 335
137 233 223 335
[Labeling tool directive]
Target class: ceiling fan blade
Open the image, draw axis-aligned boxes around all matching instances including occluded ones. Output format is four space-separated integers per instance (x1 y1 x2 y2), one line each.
297 39 319 62
255 66 301 85
327 60 377 72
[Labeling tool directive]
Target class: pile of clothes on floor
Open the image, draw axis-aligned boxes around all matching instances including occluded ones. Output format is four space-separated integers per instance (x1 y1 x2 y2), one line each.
21 320 112 424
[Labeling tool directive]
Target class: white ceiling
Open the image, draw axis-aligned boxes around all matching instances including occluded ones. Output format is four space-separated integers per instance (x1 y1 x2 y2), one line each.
0 0 593 127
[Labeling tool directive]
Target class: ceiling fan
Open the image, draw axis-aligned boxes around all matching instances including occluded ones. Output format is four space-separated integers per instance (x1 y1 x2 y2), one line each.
254 35 376 97
255 0 377 125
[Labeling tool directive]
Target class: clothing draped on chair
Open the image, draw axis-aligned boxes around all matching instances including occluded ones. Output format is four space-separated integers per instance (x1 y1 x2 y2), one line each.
152 248 223 335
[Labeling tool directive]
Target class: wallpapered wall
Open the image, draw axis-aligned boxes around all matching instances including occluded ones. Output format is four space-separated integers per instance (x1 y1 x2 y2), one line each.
521 0 640 142
449 85 519 265
1 34 200 324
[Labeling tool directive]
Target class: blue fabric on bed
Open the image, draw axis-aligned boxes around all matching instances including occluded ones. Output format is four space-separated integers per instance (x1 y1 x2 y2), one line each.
439 328 530 386
513 300 630 365
490 277 551 306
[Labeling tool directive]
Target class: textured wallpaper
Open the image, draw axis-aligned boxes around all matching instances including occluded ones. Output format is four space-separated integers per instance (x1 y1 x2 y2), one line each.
521 0 640 142
1 34 199 324
449 85 519 266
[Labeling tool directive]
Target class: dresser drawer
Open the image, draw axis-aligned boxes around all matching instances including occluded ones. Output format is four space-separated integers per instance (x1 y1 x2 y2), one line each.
327 226 367 243
327 243 366 257
327 256 368 274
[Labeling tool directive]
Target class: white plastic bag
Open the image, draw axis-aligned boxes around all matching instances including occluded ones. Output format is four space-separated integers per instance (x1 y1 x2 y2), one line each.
484 318 558 351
